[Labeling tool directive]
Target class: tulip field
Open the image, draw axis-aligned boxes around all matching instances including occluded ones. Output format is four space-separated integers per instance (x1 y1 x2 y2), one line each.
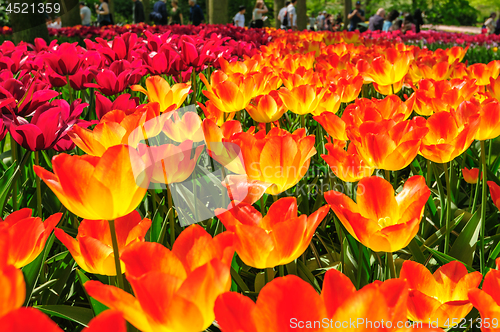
2 24 500 331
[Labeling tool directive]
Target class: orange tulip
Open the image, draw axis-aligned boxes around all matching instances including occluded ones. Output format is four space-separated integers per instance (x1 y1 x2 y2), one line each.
364 48 413 86
342 94 415 128
348 117 428 171
412 59 455 81
400 260 482 328
69 122 127 156
468 258 500 332
489 181 500 211
0 308 127 332
321 139 374 183
0 265 24 318
324 175 430 252
85 225 234 332
34 145 150 220
130 76 191 112
462 167 481 184
70 103 169 155
280 67 321 90
222 175 271 205
216 197 329 268
0 209 61 268
55 211 151 276
202 119 246 174
313 84 342 115
245 91 287 123
198 101 235 127
278 85 326 115
137 140 204 185
314 113 348 141
215 269 417 332
215 275 327 332
336 75 364 103
487 75 500 100
0 307 62 332
466 60 500 86
458 99 500 141
200 72 255 113
162 112 204 143
413 79 478 116
420 109 480 164
235 128 316 195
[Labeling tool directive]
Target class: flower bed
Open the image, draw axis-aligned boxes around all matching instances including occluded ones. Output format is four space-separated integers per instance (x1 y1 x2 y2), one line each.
0 26 500 331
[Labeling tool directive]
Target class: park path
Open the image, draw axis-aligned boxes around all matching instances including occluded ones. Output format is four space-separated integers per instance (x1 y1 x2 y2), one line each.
422 24 482 34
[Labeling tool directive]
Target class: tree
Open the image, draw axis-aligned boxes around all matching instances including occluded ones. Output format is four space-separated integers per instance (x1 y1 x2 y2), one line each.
297 0 307 29
59 0 82 27
8 0 49 44
274 0 284 28
208 0 228 24
344 0 351 29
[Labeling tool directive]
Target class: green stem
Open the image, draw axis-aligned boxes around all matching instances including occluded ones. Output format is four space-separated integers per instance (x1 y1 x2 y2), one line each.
11 138 18 210
167 185 175 247
108 219 124 290
279 265 284 277
384 169 390 182
190 70 197 105
387 252 396 278
301 114 305 128
480 140 488 274
260 195 265 215
472 177 480 212
356 242 364 289
35 151 42 218
443 162 451 255
265 267 274 284
265 122 271 134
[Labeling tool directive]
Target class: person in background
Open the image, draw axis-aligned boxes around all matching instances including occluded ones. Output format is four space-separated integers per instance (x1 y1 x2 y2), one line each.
382 9 399 32
234 5 246 27
368 8 385 31
309 14 316 31
495 14 500 34
286 0 297 30
391 18 403 31
150 0 168 25
95 0 112 26
334 13 343 31
80 2 91 26
169 0 183 25
189 0 204 26
316 11 324 30
413 8 423 33
252 1 268 29
278 1 290 29
485 12 497 35
325 13 333 31
402 14 415 34
132 0 145 24
348 1 365 31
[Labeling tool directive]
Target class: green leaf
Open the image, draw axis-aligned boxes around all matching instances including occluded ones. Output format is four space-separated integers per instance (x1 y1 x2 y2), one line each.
76 269 108 316
0 150 31 212
407 239 427 265
449 211 481 266
22 234 55 306
297 259 321 293
425 246 477 273
35 305 94 327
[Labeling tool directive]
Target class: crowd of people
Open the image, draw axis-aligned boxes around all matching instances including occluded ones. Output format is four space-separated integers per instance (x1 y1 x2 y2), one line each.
348 2 424 34
75 0 202 28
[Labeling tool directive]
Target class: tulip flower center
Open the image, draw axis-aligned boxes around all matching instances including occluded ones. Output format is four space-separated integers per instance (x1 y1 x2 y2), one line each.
436 138 446 144
377 216 394 228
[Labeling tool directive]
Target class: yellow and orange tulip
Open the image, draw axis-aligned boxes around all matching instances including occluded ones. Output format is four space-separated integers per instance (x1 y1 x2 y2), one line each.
468 258 500 332
85 225 234 332
216 197 329 268
245 91 287 123
278 85 326 115
0 265 24 318
55 211 151 276
0 209 61 268
34 145 150 220
420 109 480 164
400 260 482 327
348 118 429 171
162 112 204 143
131 76 191 112
462 167 481 184
324 175 430 252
